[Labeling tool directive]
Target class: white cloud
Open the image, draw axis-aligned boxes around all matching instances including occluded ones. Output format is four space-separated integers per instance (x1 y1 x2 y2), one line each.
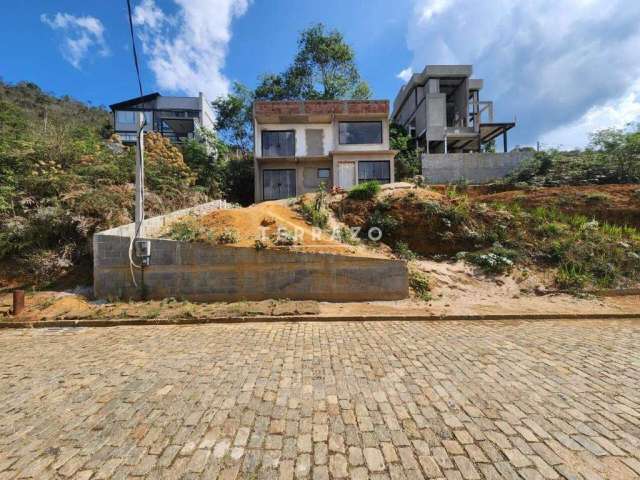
397 67 413 83
403 0 640 147
540 79 640 149
41 12 109 69
132 0 250 100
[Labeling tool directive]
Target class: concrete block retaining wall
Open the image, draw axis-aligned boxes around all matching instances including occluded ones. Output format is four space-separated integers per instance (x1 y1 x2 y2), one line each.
93 201 408 302
422 151 534 184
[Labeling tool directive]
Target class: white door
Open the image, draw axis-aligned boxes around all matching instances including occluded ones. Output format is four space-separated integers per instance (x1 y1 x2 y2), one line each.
337 162 356 189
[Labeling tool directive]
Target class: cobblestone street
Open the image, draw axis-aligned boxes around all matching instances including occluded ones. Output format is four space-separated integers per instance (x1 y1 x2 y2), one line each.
1 319 639 479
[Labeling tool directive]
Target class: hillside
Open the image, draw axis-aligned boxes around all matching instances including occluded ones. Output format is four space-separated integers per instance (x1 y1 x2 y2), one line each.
333 183 640 291
0 81 207 290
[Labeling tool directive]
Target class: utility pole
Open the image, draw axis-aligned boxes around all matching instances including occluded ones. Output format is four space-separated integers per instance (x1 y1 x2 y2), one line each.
134 111 145 238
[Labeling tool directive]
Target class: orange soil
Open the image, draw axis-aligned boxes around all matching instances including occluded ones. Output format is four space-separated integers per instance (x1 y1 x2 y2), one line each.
199 199 360 255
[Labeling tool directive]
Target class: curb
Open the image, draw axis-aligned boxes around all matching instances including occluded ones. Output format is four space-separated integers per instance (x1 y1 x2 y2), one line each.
1 312 640 329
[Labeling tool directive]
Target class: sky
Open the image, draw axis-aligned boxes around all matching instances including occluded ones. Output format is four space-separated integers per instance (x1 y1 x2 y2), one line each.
1 0 640 149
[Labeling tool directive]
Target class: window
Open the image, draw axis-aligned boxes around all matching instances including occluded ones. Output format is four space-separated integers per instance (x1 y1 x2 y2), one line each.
262 130 295 157
318 168 330 179
358 161 390 184
116 110 152 125
339 121 383 145
116 111 136 124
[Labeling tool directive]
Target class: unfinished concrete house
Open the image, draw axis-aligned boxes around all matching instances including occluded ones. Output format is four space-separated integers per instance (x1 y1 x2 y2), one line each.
253 100 396 201
392 65 532 183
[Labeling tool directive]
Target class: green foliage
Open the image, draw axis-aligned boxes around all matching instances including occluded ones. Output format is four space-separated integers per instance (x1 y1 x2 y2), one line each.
255 23 371 101
393 241 417 260
217 228 240 245
505 126 640 186
336 226 358 245
211 82 254 151
273 228 298 246
254 239 268 251
409 270 431 301
390 123 422 180
348 181 380 200
466 246 519 275
0 80 209 287
299 184 330 228
166 217 204 242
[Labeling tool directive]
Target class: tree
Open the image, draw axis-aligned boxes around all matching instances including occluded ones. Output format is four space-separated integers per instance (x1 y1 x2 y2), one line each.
590 126 640 182
255 23 371 101
211 82 254 153
390 123 422 180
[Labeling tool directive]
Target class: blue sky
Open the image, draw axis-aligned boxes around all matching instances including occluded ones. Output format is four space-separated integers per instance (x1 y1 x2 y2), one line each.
2 0 640 148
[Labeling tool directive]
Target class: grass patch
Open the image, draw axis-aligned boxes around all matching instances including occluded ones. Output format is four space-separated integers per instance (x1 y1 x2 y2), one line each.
348 181 380 201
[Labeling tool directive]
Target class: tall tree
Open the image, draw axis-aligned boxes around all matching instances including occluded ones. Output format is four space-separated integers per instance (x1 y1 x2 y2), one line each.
255 23 371 101
211 82 254 153
212 23 372 151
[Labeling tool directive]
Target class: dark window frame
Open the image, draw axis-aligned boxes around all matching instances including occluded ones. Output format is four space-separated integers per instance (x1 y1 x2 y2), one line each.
261 129 296 157
317 168 331 179
358 160 391 184
262 168 297 201
338 121 383 145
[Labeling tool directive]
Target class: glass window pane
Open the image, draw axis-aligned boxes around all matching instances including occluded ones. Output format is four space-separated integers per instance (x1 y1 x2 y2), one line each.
358 161 390 184
116 111 136 123
262 130 295 156
339 122 382 144
318 168 330 179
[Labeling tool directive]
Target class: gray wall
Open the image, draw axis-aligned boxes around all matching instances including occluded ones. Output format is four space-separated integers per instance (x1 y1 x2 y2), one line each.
94 236 408 302
93 200 408 302
422 151 534 184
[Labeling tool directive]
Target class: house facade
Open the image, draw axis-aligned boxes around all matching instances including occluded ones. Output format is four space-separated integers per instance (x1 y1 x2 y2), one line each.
392 65 515 154
109 92 215 144
253 100 396 202
392 65 531 183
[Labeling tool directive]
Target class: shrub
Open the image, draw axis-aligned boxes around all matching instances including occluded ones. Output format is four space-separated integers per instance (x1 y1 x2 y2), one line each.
467 246 519 275
217 228 240 244
336 226 358 245
555 263 590 290
166 216 203 242
273 228 297 246
366 210 398 239
409 270 431 301
348 181 380 200
394 241 417 260
254 239 267 250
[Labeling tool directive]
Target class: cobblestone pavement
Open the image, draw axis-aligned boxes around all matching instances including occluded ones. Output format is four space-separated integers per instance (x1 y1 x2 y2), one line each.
1 320 640 480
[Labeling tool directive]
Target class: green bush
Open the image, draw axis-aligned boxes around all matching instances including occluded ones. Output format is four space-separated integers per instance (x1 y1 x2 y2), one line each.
393 241 417 260
166 217 204 242
217 228 240 244
409 270 431 301
348 181 380 200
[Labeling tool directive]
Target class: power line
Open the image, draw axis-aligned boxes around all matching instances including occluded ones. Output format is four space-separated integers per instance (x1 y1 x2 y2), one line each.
126 0 144 97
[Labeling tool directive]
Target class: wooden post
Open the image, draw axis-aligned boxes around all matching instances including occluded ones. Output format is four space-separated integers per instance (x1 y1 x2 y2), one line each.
12 290 25 316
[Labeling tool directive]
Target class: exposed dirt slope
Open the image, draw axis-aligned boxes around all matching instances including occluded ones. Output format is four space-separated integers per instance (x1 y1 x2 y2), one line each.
195 199 388 257
475 184 640 226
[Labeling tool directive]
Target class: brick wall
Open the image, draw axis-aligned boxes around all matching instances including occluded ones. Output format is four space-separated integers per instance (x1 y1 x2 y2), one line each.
254 100 389 117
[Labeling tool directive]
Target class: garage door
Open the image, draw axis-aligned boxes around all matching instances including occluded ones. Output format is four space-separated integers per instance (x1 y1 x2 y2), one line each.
263 169 296 200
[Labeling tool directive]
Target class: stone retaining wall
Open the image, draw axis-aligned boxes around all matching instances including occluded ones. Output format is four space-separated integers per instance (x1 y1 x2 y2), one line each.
93 202 408 302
